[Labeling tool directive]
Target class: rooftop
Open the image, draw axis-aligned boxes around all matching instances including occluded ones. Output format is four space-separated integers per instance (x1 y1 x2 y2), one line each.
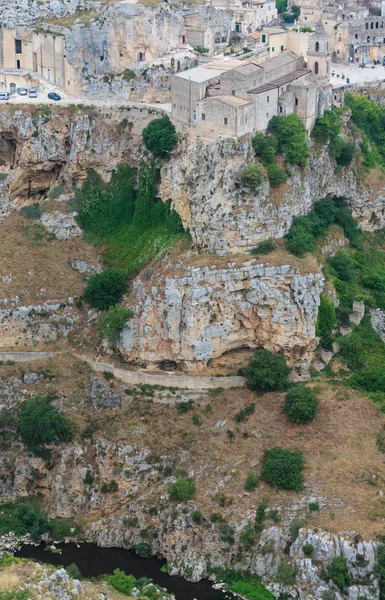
247 68 311 94
262 51 300 72
174 66 226 83
200 95 252 107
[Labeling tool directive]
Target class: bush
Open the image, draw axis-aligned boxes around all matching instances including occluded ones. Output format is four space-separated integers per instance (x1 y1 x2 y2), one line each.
168 477 196 501
252 132 278 164
142 116 177 157
260 446 304 491
191 510 203 524
19 203 42 219
17 396 72 454
244 471 258 491
235 403 255 423
238 163 264 191
316 294 337 338
329 251 355 281
105 569 136 595
84 270 127 310
283 385 319 424
311 109 342 143
334 140 355 166
251 239 277 256
327 556 350 589
268 114 308 167
66 563 81 579
244 349 290 393
286 223 315 257
308 502 320 511
83 471 94 485
275 560 297 585
303 543 314 557
267 163 287 187
240 521 256 549
313 196 337 230
98 305 133 342
100 481 118 493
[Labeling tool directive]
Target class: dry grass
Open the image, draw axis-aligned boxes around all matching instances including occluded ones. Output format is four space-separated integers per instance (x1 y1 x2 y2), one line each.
45 9 100 27
0 212 100 304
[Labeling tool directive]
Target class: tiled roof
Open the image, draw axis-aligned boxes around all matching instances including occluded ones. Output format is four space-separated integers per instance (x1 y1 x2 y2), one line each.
247 68 311 94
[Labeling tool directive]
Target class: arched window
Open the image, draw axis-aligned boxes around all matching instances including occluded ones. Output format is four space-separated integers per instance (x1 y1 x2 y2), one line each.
177 61 181 72
137 51 145 62
314 61 319 75
315 41 320 51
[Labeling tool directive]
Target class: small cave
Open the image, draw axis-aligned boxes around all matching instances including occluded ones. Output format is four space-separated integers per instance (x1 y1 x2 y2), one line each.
0 136 17 169
158 360 178 372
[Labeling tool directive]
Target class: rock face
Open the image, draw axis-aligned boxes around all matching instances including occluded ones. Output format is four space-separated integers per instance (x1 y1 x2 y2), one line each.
119 256 323 369
161 137 385 253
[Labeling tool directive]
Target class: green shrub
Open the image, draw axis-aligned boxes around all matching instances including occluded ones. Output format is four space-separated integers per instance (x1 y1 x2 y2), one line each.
327 556 350 589
289 519 304 540
329 251 355 281
229 578 275 600
219 523 235 545
98 305 133 342
313 197 337 229
238 163 264 191
303 543 314 557
275 560 297 585
100 480 118 493
83 471 94 485
210 512 224 522
177 400 194 414
17 396 72 454
194 45 209 53
244 349 290 393
84 270 126 310
251 239 277 256
276 0 287 12
334 140 355 166
260 446 304 491
244 471 258 491
66 563 81 579
311 108 342 143
191 510 203 524
267 163 287 187
283 385 319 424
268 114 308 166
135 543 151 557
239 521 256 549
104 569 136 595
192 413 201 426
142 116 177 157
19 203 41 219
308 502 320 511
375 544 385 600
235 403 255 423
316 294 337 338
122 69 136 81
286 224 315 257
168 477 196 501
252 132 278 164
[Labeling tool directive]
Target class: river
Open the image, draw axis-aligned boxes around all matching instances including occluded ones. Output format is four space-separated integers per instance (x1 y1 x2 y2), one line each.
16 542 233 600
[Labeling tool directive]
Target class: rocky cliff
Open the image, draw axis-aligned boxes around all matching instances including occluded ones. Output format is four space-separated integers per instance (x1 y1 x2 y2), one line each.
161 136 385 253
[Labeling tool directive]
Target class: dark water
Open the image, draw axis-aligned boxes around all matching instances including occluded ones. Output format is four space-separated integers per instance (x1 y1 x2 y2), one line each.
16 543 231 600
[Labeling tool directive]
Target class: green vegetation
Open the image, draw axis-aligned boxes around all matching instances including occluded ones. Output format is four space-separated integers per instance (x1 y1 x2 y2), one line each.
142 116 177 157
213 570 274 600
312 107 355 167
235 403 255 423
260 446 304 491
345 93 385 166
244 471 258 491
303 543 314 557
275 560 297 585
375 545 385 600
243 349 290 393
276 0 287 13
252 132 278 165
191 510 203 524
283 385 319 424
98 305 133 341
194 45 209 54
104 568 173 599
19 203 42 220
168 477 196 501
76 163 186 278
238 163 264 191
251 239 277 256
0 592 30 600
17 395 72 455
0 498 79 541
84 271 127 311
266 163 287 187
268 114 308 166
100 480 119 493
316 294 337 339
327 556 350 589
66 563 81 579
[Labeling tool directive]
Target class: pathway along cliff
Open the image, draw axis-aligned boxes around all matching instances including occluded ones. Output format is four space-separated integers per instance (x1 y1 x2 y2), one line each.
16 543 232 600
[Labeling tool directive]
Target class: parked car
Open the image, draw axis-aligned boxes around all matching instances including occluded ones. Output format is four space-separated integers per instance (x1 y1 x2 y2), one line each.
17 87 27 95
48 92 61 101
29 89 37 98
0 92 10 101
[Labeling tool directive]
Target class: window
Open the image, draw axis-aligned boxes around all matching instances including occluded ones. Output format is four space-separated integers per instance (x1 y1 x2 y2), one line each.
100 55 104 61
231 90 235 96
367 36 370 42
262 34 266 43
272 47 274 52
304 16 307 20
224 117 228 125
193 111 196 122
15 39 22 54
16 60 20 70
267 95 269 102
383 37 385 43
315 41 320 52
376 22 379 28
355 33 358 39
202 113 205 121
314 61 319 75
280 106 283 113
295 97 298 106
371 22 374 29
366 22 368 29
182 35 186 43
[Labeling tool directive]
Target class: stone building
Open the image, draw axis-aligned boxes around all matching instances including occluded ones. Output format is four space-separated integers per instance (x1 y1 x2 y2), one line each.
172 39 335 138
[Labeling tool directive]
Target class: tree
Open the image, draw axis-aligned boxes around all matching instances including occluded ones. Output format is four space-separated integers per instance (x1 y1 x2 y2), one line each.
98 305 133 342
243 349 290 393
286 224 315 256
252 132 278 164
238 163 264 191
268 114 308 166
168 477 196 501
327 557 350 589
260 446 304 491
142 116 177 157
329 251 355 282
313 196 337 230
283 385 319 424
276 0 287 13
84 270 127 310
17 396 73 454
267 163 287 187
316 294 337 338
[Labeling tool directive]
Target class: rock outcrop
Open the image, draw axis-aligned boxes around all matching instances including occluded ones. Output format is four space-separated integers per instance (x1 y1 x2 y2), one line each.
119 255 323 369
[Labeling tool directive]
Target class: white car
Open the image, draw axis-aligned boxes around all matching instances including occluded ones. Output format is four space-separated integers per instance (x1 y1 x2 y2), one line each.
0 92 10 100
29 89 37 98
18 87 27 96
